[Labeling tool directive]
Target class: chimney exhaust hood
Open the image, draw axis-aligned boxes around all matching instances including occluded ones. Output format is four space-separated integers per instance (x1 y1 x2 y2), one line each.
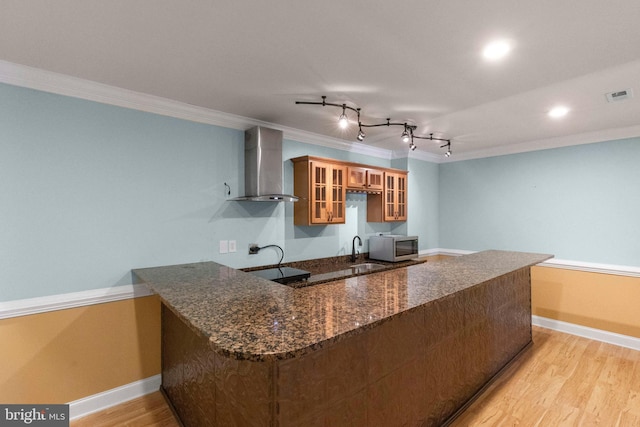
230 126 299 202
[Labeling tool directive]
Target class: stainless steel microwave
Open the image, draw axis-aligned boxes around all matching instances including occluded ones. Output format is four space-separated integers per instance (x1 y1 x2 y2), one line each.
369 235 419 262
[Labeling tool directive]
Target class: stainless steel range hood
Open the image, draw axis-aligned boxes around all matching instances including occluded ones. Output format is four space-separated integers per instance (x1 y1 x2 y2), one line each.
230 126 299 202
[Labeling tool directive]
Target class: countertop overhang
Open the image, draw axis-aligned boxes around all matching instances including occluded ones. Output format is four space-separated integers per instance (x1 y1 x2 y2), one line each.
132 250 552 361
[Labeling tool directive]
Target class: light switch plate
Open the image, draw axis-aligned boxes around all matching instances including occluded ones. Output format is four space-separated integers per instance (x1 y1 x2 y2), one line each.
228 240 237 253
219 240 228 254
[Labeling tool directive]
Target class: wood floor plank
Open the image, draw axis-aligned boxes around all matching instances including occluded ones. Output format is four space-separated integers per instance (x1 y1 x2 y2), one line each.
617 410 640 427
73 327 640 426
536 403 582 427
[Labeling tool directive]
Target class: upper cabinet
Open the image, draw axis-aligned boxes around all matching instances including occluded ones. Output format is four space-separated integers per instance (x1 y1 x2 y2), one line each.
293 157 346 225
292 156 406 225
367 171 408 222
347 166 384 192
384 172 407 221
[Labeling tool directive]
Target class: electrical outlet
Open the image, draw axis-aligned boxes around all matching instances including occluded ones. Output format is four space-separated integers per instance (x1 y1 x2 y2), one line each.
249 244 260 254
228 240 237 253
219 240 228 254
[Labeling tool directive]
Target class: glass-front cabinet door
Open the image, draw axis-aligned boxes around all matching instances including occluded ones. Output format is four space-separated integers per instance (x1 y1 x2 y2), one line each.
330 165 346 223
347 166 384 192
385 173 396 220
367 168 384 191
310 160 345 224
395 173 407 221
384 172 407 221
347 166 367 190
311 160 329 223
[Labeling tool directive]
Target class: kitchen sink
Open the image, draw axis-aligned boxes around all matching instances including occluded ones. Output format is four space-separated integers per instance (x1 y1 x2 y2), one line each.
350 263 386 273
242 257 425 289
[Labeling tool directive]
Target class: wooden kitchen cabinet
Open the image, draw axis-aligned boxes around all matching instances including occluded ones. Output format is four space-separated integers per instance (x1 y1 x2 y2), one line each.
293 156 407 225
347 166 384 192
293 157 346 225
384 172 407 221
367 168 384 191
367 171 408 222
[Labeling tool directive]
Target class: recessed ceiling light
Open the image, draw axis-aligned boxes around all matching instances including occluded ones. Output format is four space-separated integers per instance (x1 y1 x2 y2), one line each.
482 40 511 61
548 106 570 118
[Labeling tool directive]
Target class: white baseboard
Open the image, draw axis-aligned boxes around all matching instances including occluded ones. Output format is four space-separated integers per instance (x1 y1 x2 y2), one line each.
420 248 473 257
532 315 640 351
68 374 161 420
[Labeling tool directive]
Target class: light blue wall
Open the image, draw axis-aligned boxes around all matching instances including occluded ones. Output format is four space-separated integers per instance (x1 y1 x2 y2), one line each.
1 83 411 301
16 79 634 301
439 138 640 266
2 83 245 300
407 157 439 249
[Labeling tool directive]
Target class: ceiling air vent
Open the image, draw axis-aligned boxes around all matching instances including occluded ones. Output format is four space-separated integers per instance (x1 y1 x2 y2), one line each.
605 88 633 103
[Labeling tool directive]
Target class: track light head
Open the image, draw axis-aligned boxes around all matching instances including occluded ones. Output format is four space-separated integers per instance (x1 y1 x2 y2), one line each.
439 140 452 157
357 127 365 141
409 142 417 151
401 129 410 143
338 105 349 129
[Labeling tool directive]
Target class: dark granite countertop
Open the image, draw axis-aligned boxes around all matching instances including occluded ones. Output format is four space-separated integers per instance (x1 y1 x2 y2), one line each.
132 250 552 361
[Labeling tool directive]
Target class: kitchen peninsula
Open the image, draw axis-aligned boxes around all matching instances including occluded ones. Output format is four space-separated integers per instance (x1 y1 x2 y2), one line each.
133 250 552 426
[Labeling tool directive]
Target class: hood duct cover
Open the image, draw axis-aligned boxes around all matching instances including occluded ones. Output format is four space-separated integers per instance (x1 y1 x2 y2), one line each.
230 126 299 202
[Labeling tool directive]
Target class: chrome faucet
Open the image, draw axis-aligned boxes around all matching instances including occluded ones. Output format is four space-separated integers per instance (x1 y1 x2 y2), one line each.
351 235 362 262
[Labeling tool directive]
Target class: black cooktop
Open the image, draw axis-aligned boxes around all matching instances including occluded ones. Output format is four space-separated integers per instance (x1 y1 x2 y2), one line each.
248 267 311 284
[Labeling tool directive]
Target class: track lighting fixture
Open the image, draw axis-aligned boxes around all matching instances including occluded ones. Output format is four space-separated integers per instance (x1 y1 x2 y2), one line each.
296 96 452 154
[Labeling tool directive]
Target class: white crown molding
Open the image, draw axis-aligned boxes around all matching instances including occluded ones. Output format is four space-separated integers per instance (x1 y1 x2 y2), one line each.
396 149 442 163
0 59 253 131
282 126 393 159
3 60 637 164
0 60 394 160
532 315 640 351
68 375 161 420
442 124 640 163
0 284 154 320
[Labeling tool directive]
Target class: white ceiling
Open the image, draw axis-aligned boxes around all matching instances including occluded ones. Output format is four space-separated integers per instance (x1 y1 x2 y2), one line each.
1 0 640 160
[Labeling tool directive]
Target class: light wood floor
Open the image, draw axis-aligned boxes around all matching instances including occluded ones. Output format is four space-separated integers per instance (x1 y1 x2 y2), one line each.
71 326 640 426
71 391 180 427
451 326 640 426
